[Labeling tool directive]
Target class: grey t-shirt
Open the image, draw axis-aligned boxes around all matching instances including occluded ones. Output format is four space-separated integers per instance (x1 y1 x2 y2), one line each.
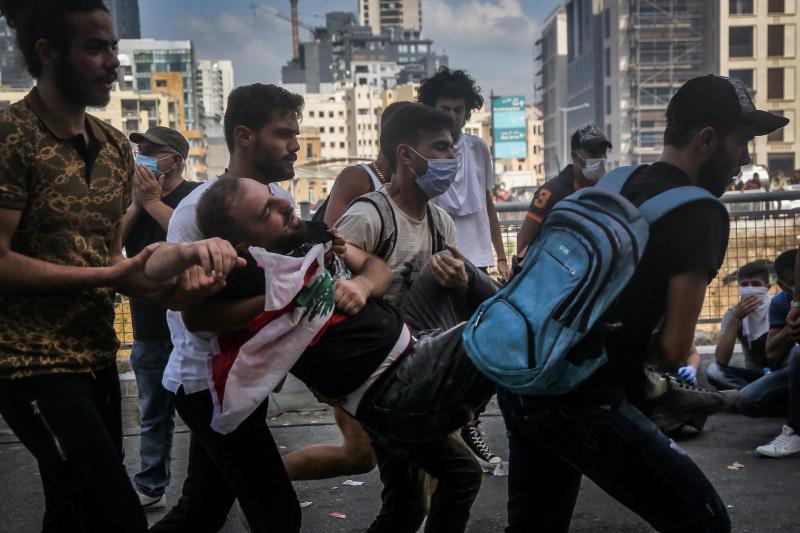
335 190 457 308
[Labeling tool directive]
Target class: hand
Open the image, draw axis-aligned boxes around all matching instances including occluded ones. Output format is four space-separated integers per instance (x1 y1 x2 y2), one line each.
496 258 510 282
788 305 800 341
165 266 227 311
111 243 177 299
330 227 347 258
178 238 246 278
334 278 368 315
134 164 163 207
429 243 469 292
677 365 698 385
732 295 761 320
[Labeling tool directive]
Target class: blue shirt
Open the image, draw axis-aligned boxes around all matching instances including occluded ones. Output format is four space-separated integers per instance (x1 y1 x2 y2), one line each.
769 290 792 329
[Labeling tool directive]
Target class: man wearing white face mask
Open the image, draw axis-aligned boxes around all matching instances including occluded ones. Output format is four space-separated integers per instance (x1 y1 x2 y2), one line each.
516 125 612 255
709 262 775 391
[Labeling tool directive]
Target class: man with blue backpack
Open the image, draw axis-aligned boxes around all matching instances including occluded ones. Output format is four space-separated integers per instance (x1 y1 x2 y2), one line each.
464 75 788 531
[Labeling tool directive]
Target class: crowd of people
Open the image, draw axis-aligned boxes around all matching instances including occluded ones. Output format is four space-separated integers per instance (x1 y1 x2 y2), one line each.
0 2 799 533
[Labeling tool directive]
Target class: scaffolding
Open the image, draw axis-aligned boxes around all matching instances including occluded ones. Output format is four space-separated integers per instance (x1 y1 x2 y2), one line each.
627 0 710 163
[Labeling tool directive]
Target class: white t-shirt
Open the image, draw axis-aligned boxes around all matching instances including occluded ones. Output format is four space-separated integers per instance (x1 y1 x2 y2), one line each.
433 133 496 267
162 176 294 395
335 189 457 308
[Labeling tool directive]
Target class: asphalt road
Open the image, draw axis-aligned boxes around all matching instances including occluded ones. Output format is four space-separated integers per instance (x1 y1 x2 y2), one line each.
1 401 799 532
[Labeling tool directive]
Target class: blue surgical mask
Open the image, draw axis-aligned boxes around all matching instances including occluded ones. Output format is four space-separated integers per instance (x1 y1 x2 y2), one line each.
407 146 457 199
135 154 168 177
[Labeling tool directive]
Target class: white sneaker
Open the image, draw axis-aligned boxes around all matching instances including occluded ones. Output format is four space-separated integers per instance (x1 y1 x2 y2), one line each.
756 425 800 458
138 492 166 512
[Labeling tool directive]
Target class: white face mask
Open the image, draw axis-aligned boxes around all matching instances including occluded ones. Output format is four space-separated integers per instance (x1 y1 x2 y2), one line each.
739 285 768 299
581 158 606 182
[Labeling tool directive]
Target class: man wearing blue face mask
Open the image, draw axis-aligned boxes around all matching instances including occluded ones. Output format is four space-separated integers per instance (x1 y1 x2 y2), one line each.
119 126 201 511
336 103 494 532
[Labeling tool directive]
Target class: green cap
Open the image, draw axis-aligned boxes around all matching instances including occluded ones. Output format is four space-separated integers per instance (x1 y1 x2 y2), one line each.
130 126 190 159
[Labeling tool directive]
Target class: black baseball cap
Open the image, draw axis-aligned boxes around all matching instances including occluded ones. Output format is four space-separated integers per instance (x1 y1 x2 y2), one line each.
130 126 190 159
667 75 789 136
571 124 612 151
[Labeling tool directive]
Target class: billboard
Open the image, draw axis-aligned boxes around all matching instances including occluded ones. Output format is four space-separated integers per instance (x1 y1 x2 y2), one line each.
492 95 527 160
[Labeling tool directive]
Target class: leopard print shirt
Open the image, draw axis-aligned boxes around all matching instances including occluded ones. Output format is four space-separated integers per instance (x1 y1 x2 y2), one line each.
0 89 133 380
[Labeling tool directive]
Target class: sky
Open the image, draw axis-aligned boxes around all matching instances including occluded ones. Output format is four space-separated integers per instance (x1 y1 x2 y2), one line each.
138 0 561 100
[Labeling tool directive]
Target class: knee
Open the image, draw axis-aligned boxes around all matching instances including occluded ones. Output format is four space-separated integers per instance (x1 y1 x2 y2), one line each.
342 441 377 475
736 386 761 417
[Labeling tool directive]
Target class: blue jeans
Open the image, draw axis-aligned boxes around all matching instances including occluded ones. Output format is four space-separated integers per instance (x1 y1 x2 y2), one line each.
736 345 800 417
498 389 730 533
706 363 763 390
130 338 176 497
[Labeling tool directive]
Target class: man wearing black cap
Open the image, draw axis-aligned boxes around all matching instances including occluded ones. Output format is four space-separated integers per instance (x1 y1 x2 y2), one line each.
516 124 612 254
121 126 201 510
498 75 787 532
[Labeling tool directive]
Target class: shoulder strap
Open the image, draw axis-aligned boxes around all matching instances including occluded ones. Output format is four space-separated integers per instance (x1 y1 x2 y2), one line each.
360 163 383 191
638 186 725 224
350 190 397 259
596 165 647 194
426 204 447 254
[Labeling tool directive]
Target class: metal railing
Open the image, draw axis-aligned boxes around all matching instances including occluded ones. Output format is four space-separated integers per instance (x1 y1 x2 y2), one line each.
114 190 800 350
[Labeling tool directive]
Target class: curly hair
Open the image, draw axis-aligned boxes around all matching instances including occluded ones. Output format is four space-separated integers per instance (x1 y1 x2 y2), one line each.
417 67 484 119
0 0 109 78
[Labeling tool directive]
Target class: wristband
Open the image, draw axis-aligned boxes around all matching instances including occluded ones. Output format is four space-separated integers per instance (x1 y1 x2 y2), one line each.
497 258 508 263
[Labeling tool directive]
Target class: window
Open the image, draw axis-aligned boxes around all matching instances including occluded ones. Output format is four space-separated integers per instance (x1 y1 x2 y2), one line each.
306 145 313 158
768 67 785 99
604 48 610 77
155 79 167 87
729 26 754 58
768 153 794 177
729 0 754 14
605 86 611 115
768 0 785 14
604 8 610 39
309 111 315 117
768 25 785 57
328 111 334 118
328 127 334 133
729 68 754 94
768 111 785 142
339 142 345 148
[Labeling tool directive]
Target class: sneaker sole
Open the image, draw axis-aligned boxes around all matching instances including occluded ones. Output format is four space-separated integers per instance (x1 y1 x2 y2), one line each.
756 448 800 458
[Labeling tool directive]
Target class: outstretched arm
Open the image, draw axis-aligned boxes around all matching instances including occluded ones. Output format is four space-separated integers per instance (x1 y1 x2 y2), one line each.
143 237 245 281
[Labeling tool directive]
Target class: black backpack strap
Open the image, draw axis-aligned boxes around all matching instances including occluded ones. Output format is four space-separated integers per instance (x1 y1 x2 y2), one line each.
426 204 448 254
349 190 397 260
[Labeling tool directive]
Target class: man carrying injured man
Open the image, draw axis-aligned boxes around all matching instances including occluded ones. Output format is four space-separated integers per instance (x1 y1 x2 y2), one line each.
165 172 498 532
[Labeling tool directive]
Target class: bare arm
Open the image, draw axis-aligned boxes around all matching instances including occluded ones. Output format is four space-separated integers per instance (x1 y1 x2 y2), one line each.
766 326 794 365
143 238 244 281
324 166 373 228
486 190 509 279
516 215 541 256
658 270 708 365
333 243 392 315
119 202 142 245
0 206 132 293
686 345 700 369
715 313 741 366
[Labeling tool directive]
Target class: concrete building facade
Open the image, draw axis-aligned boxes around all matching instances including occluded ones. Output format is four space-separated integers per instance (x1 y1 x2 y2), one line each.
103 0 141 39
537 6 569 178
196 59 234 134
359 0 422 35
720 0 800 176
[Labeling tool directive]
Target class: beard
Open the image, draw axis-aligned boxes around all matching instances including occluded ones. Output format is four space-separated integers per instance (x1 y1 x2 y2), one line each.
698 147 737 197
53 54 116 108
254 136 296 181
268 220 334 255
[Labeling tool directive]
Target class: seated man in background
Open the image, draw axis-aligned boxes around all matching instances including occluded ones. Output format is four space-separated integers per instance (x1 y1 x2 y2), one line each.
736 249 799 416
708 261 773 390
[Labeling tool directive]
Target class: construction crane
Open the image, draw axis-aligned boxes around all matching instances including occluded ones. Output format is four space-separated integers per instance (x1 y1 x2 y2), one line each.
250 1 319 59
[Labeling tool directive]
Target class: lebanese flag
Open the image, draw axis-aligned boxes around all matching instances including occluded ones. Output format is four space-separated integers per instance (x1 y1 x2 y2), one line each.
207 244 335 434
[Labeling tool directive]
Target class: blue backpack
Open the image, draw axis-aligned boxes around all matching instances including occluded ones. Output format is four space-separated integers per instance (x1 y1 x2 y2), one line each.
462 165 727 396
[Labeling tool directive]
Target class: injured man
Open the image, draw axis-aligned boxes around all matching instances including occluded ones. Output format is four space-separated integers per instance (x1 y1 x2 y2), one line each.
144 175 498 533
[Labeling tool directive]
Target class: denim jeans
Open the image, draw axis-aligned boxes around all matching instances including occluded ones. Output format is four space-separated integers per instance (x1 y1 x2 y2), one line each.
737 368 789 417
787 349 800 430
355 256 499 532
150 389 299 533
130 337 175 497
0 366 147 533
706 362 763 390
498 389 730 533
